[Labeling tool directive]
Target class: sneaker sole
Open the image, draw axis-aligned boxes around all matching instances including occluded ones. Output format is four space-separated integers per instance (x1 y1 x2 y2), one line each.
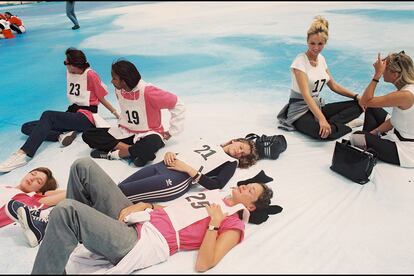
17 207 39 247
61 132 77 147
0 161 28 173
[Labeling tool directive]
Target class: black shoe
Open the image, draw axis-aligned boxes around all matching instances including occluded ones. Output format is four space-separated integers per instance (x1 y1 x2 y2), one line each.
133 156 148 167
90 149 110 159
72 25 80 30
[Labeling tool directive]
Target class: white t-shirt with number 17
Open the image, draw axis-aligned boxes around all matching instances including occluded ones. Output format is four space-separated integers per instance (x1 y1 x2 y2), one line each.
290 52 330 98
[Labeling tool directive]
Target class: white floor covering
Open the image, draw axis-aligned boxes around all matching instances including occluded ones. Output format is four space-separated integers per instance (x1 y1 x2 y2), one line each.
1 97 413 274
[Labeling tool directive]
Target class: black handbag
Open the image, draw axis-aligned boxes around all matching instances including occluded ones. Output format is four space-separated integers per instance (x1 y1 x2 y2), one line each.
330 139 378 184
245 133 287 160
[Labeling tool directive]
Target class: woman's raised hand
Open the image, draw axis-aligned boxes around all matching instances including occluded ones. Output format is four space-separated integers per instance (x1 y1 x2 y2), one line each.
373 53 387 79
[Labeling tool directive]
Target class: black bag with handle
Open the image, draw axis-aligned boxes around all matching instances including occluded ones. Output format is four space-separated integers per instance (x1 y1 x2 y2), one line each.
245 133 287 160
330 139 378 184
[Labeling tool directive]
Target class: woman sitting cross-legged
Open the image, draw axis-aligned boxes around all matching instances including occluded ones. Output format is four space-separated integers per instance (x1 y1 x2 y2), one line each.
350 51 414 167
277 15 364 140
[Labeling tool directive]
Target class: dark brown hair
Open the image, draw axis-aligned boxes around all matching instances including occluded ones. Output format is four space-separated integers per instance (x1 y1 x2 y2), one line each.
65 47 90 70
29 167 57 194
222 138 259 169
111 59 141 90
253 183 273 211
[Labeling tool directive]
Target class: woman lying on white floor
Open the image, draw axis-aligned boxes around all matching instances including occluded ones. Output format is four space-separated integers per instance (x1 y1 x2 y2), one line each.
31 157 273 274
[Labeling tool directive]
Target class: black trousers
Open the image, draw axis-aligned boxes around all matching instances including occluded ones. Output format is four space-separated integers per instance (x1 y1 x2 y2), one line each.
358 108 400 165
20 110 94 157
82 128 165 163
293 100 363 140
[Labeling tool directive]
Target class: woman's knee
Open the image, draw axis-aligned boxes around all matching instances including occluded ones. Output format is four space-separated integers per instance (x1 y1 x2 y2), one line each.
40 110 59 121
70 157 96 174
21 122 33 135
81 130 92 144
50 199 77 220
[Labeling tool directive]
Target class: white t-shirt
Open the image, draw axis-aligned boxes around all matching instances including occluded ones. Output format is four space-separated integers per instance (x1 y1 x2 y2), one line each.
290 53 330 98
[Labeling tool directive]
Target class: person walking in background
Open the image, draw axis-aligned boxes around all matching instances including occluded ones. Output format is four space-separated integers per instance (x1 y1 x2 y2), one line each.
66 1 80 30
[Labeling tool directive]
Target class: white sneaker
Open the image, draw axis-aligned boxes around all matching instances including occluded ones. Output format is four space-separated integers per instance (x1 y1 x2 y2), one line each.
58 131 77 147
346 118 364 129
0 152 30 173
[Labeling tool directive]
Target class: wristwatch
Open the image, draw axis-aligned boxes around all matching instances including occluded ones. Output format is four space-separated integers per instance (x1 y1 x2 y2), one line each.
208 224 219 231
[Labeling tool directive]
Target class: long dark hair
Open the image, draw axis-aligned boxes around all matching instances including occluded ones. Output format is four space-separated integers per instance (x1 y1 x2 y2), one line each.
65 47 90 70
111 59 141 90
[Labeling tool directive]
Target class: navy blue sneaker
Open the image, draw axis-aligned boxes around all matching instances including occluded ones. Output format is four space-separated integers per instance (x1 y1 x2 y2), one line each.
5 200 26 222
17 206 48 247
5 200 44 223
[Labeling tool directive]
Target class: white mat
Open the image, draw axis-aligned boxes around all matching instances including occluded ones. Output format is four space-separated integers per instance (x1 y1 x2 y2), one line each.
1 96 413 274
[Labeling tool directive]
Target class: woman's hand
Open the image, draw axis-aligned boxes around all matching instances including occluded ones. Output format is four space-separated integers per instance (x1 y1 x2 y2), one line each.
118 202 151 222
163 131 172 140
164 152 177 166
373 53 387 79
357 95 366 112
370 129 380 136
166 159 191 173
319 117 332 139
206 203 226 227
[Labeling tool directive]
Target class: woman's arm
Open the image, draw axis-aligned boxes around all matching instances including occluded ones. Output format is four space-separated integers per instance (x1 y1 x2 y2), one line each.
360 54 414 109
198 162 237 190
371 118 394 135
195 204 241 272
98 97 120 119
38 190 66 206
118 202 165 222
361 90 413 109
293 68 331 138
164 152 199 179
326 69 358 99
42 189 65 196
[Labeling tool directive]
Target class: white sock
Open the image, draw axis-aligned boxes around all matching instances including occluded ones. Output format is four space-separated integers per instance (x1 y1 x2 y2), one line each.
350 133 367 150
109 150 121 160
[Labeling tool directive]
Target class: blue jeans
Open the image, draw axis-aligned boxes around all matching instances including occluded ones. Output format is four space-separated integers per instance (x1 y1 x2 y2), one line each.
66 1 79 26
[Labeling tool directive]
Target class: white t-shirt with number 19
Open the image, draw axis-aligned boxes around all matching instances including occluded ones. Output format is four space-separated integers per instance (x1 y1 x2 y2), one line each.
290 53 330 98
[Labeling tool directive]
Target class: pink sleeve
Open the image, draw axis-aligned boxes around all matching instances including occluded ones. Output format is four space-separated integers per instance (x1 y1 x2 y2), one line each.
145 85 177 110
87 70 108 100
219 213 245 243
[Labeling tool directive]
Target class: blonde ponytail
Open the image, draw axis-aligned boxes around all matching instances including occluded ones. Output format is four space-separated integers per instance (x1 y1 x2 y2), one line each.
307 15 329 43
